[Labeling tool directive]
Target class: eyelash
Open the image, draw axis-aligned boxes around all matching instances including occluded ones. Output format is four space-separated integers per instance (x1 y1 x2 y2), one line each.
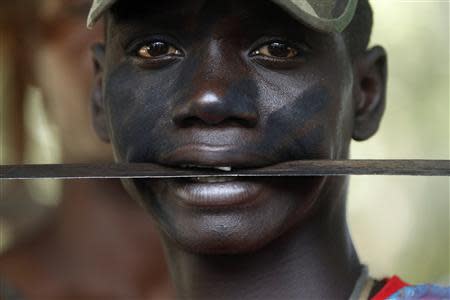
126 34 177 52
251 38 309 55
125 37 310 69
126 37 185 67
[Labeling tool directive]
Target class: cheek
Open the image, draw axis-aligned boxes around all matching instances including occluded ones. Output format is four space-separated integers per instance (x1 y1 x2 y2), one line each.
255 78 339 159
253 64 354 160
104 63 176 161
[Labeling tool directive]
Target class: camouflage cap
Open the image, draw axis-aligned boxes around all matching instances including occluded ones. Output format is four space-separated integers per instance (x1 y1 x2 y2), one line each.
87 0 358 33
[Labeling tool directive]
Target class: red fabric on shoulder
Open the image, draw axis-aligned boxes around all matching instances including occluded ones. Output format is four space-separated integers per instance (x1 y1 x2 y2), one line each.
372 276 410 300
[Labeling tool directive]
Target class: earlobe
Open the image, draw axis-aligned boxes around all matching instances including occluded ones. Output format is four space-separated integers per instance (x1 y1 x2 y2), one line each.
352 46 388 141
90 43 110 143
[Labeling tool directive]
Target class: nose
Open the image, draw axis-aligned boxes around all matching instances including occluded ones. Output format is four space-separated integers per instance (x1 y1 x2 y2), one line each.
172 43 259 128
172 88 258 127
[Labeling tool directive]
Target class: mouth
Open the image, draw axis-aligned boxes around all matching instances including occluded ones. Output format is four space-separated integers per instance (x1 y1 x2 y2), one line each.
159 144 275 170
153 145 274 208
146 144 282 210
159 164 261 208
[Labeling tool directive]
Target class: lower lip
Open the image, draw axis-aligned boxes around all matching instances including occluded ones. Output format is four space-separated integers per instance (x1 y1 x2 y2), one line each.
167 178 264 208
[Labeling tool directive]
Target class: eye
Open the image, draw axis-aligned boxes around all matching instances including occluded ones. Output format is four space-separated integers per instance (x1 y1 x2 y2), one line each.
137 41 182 59
251 42 300 59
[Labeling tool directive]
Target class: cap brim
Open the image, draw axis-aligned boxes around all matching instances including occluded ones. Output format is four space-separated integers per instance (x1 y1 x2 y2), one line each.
87 0 116 29
87 0 357 33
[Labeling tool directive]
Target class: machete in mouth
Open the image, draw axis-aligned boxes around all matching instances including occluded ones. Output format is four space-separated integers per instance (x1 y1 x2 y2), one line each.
1 160 449 180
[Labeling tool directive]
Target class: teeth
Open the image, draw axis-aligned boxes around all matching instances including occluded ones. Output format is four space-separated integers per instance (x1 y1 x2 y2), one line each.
180 165 232 172
216 166 232 172
192 176 235 183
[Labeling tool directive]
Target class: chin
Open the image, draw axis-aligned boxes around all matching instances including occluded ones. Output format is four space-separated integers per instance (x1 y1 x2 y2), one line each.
126 176 327 255
159 208 295 255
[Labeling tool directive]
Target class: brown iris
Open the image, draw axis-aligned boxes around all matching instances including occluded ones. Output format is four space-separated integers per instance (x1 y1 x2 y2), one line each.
253 42 299 58
138 41 182 58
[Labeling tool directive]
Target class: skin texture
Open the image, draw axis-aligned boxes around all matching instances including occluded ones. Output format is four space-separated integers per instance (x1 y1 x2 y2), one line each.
92 0 387 298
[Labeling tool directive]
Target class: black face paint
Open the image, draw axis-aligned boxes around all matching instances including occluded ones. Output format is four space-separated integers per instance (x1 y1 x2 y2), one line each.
252 86 331 161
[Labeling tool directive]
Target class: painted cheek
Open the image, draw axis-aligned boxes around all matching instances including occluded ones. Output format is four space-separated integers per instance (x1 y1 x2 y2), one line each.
256 86 334 160
104 63 176 162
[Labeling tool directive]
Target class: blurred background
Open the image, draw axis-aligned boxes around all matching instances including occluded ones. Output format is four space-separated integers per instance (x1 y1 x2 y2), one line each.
0 0 448 286
348 0 449 285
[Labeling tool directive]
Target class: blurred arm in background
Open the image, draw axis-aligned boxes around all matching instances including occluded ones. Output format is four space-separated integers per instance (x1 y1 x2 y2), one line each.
0 1 172 299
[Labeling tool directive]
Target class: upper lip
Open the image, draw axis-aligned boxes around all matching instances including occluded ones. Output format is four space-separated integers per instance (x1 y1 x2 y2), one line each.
157 144 277 170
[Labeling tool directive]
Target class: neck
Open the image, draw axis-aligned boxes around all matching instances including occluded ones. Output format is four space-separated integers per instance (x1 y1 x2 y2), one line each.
164 179 361 300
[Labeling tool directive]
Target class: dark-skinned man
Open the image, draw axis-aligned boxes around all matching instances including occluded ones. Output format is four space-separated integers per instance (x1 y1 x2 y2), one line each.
85 0 450 299
2 0 448 299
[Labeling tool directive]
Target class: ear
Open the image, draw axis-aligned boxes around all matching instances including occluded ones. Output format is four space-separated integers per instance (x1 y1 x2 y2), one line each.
352 46 388 141
90 43 110 143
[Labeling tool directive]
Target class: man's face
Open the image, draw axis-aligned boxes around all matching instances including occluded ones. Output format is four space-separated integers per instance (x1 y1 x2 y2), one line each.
93 0 385 253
